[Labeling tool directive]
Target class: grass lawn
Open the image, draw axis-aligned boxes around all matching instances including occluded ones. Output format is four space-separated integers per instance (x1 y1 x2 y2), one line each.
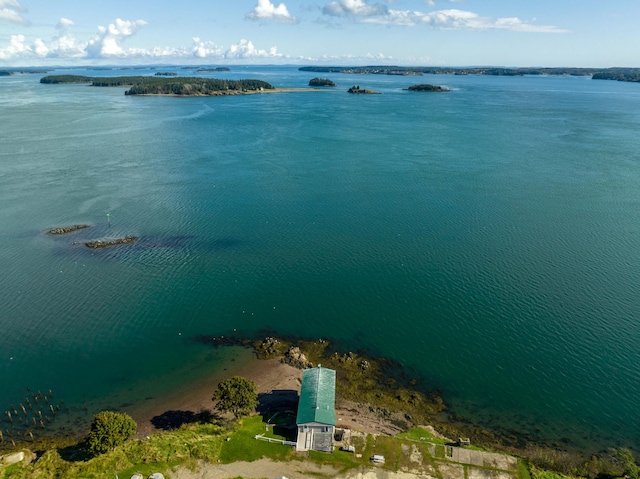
397 427 449 445
218 415 295 463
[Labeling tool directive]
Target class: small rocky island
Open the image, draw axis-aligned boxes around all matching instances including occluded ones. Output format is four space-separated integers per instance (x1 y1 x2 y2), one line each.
83 236 138 249
347 85 380 94
405 84 450 92
309 77 336 87
45 224 138 249
46 225 90 235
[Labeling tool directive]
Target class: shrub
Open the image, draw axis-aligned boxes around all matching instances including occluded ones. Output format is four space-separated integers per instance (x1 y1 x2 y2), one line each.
87 411 137 455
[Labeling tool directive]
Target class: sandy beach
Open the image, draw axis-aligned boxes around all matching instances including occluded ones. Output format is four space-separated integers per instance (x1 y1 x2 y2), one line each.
131 351 409 439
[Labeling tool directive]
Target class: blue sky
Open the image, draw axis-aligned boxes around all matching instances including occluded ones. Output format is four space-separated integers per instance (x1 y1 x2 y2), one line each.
1 0 639 67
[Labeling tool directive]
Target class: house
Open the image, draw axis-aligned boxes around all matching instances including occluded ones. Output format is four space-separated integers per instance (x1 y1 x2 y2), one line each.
295 366 336 452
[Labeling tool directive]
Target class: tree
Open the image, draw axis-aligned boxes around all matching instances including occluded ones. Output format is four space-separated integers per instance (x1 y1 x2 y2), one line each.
86 411 137 455
212 376 258 418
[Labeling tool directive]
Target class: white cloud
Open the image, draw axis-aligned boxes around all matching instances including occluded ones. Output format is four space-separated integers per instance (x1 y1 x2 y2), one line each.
0 29 86 60
32 38 49 56
85 18 148 58
225 39 282 59
192 37 224 58
0 34 27 59
321 0 567 32
246 0 298 24
0 0 28 24
55 17 74 30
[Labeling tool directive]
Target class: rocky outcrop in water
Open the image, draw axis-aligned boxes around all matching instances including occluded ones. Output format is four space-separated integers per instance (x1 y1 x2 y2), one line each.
347 86 380 94
283 346 312 369
83 236 138 249
46 225 90 235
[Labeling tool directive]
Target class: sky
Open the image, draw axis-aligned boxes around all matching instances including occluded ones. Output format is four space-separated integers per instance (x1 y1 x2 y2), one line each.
1 0 639 67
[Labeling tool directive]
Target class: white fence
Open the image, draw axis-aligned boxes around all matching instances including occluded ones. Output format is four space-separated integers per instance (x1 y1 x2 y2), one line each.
255 434 296 447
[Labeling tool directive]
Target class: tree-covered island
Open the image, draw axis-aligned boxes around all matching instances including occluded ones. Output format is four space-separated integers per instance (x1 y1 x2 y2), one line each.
40 75 274 96
405 84 450 92
39 75 93 84
308 77 337 87
592 69 640 82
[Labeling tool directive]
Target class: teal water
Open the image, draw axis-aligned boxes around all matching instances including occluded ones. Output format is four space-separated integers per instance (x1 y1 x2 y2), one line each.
1 66 640 451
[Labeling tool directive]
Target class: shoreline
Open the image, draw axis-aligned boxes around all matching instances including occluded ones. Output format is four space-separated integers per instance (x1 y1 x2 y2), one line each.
0 334 615 463
123 335 620 464
129 348 409 439
2 339 630 479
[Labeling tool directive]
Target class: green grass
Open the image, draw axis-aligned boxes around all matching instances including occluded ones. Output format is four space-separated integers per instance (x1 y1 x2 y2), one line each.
371 436 402 471
307 449 358 473
397 426 449 445
363 434 375 462
218 415 294 463
435 444 446 459
518 460 533 479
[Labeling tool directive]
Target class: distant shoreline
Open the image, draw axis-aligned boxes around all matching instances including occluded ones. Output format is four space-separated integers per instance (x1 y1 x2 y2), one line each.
298 65 640 83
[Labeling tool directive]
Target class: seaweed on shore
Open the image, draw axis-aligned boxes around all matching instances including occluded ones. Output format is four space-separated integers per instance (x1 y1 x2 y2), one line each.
198 333 444 426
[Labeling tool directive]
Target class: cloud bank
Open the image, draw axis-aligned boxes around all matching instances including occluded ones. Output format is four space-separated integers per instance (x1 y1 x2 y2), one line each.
321 0 567 32
0 16 283 62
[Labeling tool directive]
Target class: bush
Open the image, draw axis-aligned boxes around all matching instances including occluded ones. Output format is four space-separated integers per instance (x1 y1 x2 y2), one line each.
213 376 258 418
87 411 137 455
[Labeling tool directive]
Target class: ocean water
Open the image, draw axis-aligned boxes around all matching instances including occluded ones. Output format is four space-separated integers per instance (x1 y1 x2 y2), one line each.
1 66 640 451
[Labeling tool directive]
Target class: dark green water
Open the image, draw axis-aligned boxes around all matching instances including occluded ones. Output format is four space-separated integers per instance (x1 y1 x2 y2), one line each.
1 67 639 451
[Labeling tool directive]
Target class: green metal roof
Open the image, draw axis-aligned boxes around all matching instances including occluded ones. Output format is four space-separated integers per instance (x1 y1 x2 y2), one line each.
296 366 336 426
